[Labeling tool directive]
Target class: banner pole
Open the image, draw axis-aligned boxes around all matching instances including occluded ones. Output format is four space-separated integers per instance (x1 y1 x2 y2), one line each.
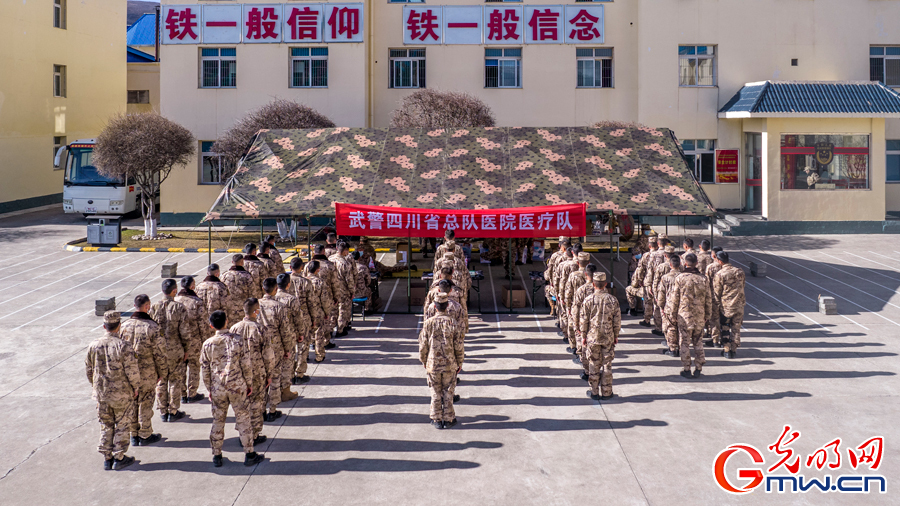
207 220 212 266
407 228 412 314
259 219 263 245
609 211 614 291
508 237 513 314
307 215 311 261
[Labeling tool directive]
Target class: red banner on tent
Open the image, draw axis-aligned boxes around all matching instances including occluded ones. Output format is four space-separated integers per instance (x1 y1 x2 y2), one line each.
335 203 587 238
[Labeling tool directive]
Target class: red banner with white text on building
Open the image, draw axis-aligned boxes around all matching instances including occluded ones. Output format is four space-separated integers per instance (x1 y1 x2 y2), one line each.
335 203 587 238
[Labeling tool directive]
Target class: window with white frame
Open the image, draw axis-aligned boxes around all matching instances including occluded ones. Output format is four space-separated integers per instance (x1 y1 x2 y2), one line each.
888 140 900 182
485 48 521 88
53 65 66 97
290 48 328 88
678 45 716 87
682 139 717 184
200 48 237 88
53 136 66 168
127 90 150 104
870 46 900 87
54 0 66 29
200 142 231 184
389 49 425 89
576 48 613 88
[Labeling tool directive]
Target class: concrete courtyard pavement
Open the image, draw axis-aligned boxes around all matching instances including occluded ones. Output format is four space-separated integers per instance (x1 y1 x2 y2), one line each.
0 210 896 505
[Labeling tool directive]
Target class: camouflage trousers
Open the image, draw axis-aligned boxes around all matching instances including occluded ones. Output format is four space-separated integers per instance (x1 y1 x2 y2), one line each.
653 302 663 332
280 350 294 395
427 370 457 422
294 341 310 377
98 400 134 460
576 334 589 374
131 377 157 438
588 342 615 397
156 355 184 415
558 306 570 340
625 285 643 310
266 356 284 413
313 325 328 362
677 322 706 370
374 260 407 277
182 354 201 398
336 297 352 331
721 310 744 353
209 388 253 455
326 308 338 343
662 316 679 352
567 311 579 349
643 289 655 324
708 300 721 343
248 378 266 439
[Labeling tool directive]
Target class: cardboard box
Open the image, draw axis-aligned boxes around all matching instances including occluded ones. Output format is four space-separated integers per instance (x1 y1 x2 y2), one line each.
396 242 409 264
409 281 428 306
502 284 527 309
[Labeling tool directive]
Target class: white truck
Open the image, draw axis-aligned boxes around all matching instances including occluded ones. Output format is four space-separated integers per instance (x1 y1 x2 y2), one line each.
54 138 153 216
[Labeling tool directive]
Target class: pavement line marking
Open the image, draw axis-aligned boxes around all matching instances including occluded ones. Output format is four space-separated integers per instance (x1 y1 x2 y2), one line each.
488 267 502 334
588 253 628 290
743 250 900 328
803 252 900 294
869 251 900 266
841 251 900 279
730 259 832 330
374 277 399 334
18 253 197 330
0 251 67 276
515 264 533 307
0 255 150 322
744 299 788 330
0 253 124 310
0 255 98 293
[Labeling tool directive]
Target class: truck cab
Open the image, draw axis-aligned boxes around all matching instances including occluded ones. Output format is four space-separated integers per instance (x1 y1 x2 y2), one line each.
55 139 145 216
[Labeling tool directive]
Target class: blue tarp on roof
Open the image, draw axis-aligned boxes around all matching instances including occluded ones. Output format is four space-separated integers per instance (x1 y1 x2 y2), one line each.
127 13 157 47
127 46 156 63
719 81 900 115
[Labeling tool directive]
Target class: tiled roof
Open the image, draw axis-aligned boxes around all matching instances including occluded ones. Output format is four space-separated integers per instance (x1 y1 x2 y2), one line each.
719 81 900 116
126 13 157 47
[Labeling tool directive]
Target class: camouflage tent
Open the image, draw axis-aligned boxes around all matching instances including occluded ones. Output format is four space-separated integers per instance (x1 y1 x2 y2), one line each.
204 126 715 220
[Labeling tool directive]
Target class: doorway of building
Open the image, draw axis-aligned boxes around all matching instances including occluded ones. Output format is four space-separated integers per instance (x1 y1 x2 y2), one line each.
744 133 762 212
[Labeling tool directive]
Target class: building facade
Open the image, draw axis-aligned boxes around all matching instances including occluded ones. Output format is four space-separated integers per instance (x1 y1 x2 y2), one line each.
127 12 161 115
158 0 900 226
0 0 126 214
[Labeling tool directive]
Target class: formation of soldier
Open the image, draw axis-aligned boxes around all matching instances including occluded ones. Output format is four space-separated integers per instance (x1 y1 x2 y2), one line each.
85 236 377 469
545 233 746 396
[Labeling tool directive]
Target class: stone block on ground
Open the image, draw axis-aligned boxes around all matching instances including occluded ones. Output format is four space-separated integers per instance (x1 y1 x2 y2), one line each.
94 297 116 316
161 263 178 278
818 295 837 315
749 261 767 277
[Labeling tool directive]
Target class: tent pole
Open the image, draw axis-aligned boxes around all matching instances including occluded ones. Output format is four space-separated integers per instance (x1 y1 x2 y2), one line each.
407 228 412 314
259 219 263 245
307 215 311 261
665 216 668 235
207 220 212 266
508 237 513 314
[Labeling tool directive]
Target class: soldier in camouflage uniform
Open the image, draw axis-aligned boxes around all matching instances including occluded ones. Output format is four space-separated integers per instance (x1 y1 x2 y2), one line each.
221 254 255 325
655 254 683 356
644 238 671 334
311 244 339 346
201 310 263 468
288 258 314 383
419 292 466 429
323 232 338 259
328 242 356 336
649 244 677 339
275 273 305 396
351 251 373 311
242 243 267 299
230 298 275 445
304 260 332 363
564 252 591 352
265 234 286 275
259 277 297 418
680 238 697 264
433 231 465 270
482 237 512 278
434 251 470 296
425 279 468 334
570 264 598 379
118 294 165 446
258 243 279 281
175 276 207 404
625 236 657 317
86 311 140 470
579 272 621 401
513 237 531 265
150 279 192 422
554 245 582 342
196 264 229 339
357 237 416 277
544 238 569 317
665 253 711 378
704 246 725 346
696 239 713 275
712 251 746 359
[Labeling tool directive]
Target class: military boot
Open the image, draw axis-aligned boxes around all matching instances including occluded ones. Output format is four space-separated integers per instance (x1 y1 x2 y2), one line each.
112 455 135 470
244 452 264 467
281 387 298 401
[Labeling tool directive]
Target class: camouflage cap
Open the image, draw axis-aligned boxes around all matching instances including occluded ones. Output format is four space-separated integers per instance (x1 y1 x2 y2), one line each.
648 236 658 243
445 240 456 249
593 272 607 283
443 252 455 259
435 292 449 304
103 310 121 325
577 252 590 262
658 233 668 239
664 245 676 253
559 236 569 242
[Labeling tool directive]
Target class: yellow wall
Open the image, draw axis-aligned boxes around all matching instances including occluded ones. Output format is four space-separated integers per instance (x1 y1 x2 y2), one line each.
0 0 126 210
127 62 160 115
762 118 885 222
156 0 900 221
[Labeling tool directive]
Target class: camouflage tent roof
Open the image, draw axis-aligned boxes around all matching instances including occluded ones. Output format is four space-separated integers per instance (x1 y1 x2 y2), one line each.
204 126 715 220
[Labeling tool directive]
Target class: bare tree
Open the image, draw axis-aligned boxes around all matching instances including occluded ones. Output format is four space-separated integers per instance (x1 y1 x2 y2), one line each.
592 120 649 129
94 113 195 237
213 99 335 179
391 89 495 128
